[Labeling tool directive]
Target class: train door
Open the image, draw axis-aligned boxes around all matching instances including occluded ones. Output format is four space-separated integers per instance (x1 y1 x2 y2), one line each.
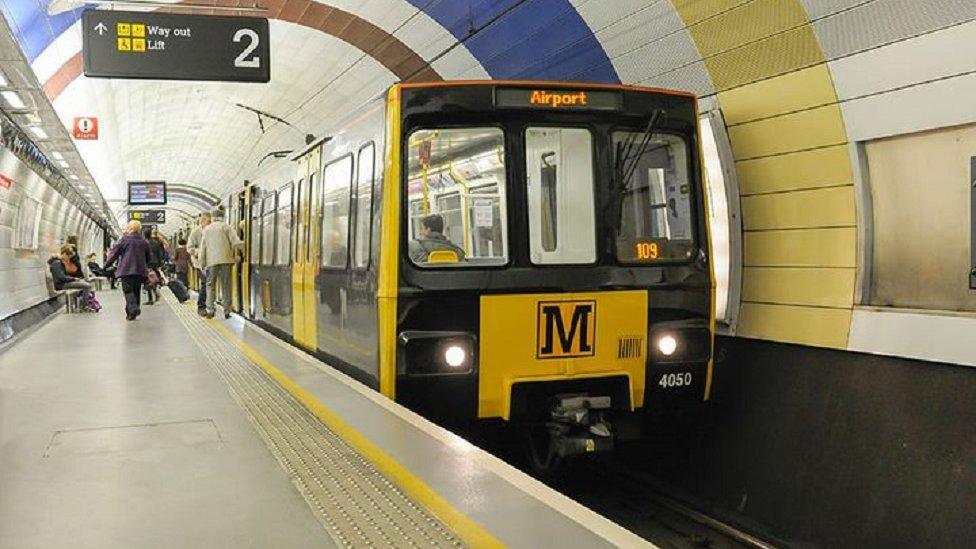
241 184 254 317
230 189 246 314
292 148 321 349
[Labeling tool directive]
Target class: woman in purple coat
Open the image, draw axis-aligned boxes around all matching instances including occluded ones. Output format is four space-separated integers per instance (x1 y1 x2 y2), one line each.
104 220 152 321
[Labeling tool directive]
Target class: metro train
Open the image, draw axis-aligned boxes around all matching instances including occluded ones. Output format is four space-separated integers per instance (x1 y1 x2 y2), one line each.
211 81 715 471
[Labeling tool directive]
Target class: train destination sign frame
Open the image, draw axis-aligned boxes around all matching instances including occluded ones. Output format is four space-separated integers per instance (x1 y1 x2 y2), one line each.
128 210 166 224
128 181 167 206
82 10 270 83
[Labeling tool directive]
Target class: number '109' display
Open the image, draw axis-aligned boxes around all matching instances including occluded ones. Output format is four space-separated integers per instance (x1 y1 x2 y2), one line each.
635 241 660 260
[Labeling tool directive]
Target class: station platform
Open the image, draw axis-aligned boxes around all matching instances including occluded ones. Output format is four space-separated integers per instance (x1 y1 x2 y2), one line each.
0 290 649 548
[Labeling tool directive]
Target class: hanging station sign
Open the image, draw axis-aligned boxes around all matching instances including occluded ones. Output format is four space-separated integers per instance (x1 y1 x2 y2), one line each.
81 10 270 83
129 209 166 224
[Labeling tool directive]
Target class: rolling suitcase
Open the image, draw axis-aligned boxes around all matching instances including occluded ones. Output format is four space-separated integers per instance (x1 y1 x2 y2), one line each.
168 278 190 303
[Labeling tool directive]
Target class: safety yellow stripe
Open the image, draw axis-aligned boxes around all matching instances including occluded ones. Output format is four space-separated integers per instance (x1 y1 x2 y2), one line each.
377 86 402 399
207 318 504 548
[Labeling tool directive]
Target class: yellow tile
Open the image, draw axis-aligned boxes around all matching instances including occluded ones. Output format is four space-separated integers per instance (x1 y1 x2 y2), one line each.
117 22 130 36
719 64 838 125
744 227 856 268
741 267 855 308
117 37 131 52
737 302 852 348
728 103 848 160
670 0 752 26
132 38 146 52
131 23 145 38
737 145 853 195
690 0 808 56
741 186 855 230
705 25 824 91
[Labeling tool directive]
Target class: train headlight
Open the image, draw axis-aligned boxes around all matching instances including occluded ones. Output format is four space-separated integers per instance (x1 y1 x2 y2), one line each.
398 331 476 375
657 335 678 357
444 345 467 368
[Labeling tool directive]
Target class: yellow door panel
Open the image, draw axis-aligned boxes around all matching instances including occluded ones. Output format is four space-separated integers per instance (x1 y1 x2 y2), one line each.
479 290 648 420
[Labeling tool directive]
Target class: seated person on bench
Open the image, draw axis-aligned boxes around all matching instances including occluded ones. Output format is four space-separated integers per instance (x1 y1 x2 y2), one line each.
86 253 117 289
49 246 95 307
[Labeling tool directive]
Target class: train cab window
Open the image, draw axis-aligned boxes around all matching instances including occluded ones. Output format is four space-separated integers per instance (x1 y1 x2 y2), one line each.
525 127 597 265
406 127 508 267
353 143 375 269
261 194 276 265
612 132 694 262
276 185 293 266
321 155 353 268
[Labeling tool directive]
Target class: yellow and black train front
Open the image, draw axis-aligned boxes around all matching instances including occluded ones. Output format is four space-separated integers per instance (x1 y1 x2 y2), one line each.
392 82 714 457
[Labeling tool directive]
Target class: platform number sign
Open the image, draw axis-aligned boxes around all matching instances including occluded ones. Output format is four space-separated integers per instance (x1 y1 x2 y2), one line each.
82 10 270 83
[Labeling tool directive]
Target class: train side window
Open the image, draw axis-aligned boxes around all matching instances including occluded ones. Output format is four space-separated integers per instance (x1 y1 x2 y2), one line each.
276 184 293 266
321 154 353 268
249 199 261 262
524 127 596 265
261 194 276 265
405 127 508 267
353 143 375 269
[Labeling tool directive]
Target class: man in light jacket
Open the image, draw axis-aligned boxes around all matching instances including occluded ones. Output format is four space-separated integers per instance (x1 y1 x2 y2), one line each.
187 212 211 315
198 209 242 319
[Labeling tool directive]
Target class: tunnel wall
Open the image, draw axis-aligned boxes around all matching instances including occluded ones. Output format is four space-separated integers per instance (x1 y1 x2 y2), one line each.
683 336 976 548
0 145 103 326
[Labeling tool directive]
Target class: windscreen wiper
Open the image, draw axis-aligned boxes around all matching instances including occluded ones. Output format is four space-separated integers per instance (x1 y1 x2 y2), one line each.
617 108 666 191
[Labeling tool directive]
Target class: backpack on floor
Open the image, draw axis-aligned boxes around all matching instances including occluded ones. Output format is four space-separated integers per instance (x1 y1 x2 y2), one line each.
80 292 101 312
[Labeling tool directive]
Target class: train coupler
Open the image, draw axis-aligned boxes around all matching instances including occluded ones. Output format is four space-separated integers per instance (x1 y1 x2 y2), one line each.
548 393 615 458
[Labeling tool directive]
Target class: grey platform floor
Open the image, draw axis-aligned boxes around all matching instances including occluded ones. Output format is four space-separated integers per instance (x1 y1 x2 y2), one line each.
0 291 333 548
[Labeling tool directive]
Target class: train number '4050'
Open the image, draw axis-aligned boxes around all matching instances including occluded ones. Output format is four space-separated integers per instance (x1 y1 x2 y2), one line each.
658 372 692 389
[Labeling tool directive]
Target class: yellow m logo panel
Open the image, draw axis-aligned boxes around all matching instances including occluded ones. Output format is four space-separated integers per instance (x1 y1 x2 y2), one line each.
536 300 596 359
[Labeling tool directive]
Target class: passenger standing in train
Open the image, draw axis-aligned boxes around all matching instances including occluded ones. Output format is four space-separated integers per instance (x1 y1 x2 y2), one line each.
173 238 190 288
104 220 152 321
198 209 242 319
187 213 212 315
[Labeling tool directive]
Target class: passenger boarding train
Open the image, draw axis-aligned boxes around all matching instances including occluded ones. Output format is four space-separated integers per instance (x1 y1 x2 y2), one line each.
212 81 714 471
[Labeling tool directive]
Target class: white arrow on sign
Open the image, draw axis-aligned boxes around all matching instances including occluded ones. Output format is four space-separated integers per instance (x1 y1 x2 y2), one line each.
94 22 107 35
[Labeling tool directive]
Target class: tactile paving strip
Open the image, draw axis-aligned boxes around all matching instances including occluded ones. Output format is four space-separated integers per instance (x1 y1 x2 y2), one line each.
165 295 464 548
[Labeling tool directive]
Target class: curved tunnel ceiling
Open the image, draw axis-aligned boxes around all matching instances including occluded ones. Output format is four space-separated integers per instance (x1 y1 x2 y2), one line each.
4 0 976 353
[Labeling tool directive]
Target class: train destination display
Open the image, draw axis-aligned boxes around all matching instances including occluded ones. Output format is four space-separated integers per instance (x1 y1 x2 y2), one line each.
82 10 270 82
128 181 167 205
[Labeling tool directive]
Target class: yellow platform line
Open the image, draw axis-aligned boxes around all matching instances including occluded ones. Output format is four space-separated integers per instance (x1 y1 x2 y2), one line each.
204 315 504 549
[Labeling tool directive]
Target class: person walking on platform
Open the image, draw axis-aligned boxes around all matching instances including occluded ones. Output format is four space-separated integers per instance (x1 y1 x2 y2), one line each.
198 209 242 319
187 213 211 315
173 238 190 288
143 227 164 304
104 220 152 321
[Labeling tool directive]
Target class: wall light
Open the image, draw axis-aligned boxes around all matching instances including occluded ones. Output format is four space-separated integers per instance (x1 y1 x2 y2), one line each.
52 151 64 160
29 126 48 139
58 160 69 168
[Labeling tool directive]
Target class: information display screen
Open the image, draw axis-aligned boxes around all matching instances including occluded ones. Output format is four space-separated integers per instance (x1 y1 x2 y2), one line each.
128 181 167 205
494 88 622 111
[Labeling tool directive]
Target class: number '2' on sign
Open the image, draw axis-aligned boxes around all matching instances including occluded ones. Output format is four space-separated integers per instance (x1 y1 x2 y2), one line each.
234 29 260 68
